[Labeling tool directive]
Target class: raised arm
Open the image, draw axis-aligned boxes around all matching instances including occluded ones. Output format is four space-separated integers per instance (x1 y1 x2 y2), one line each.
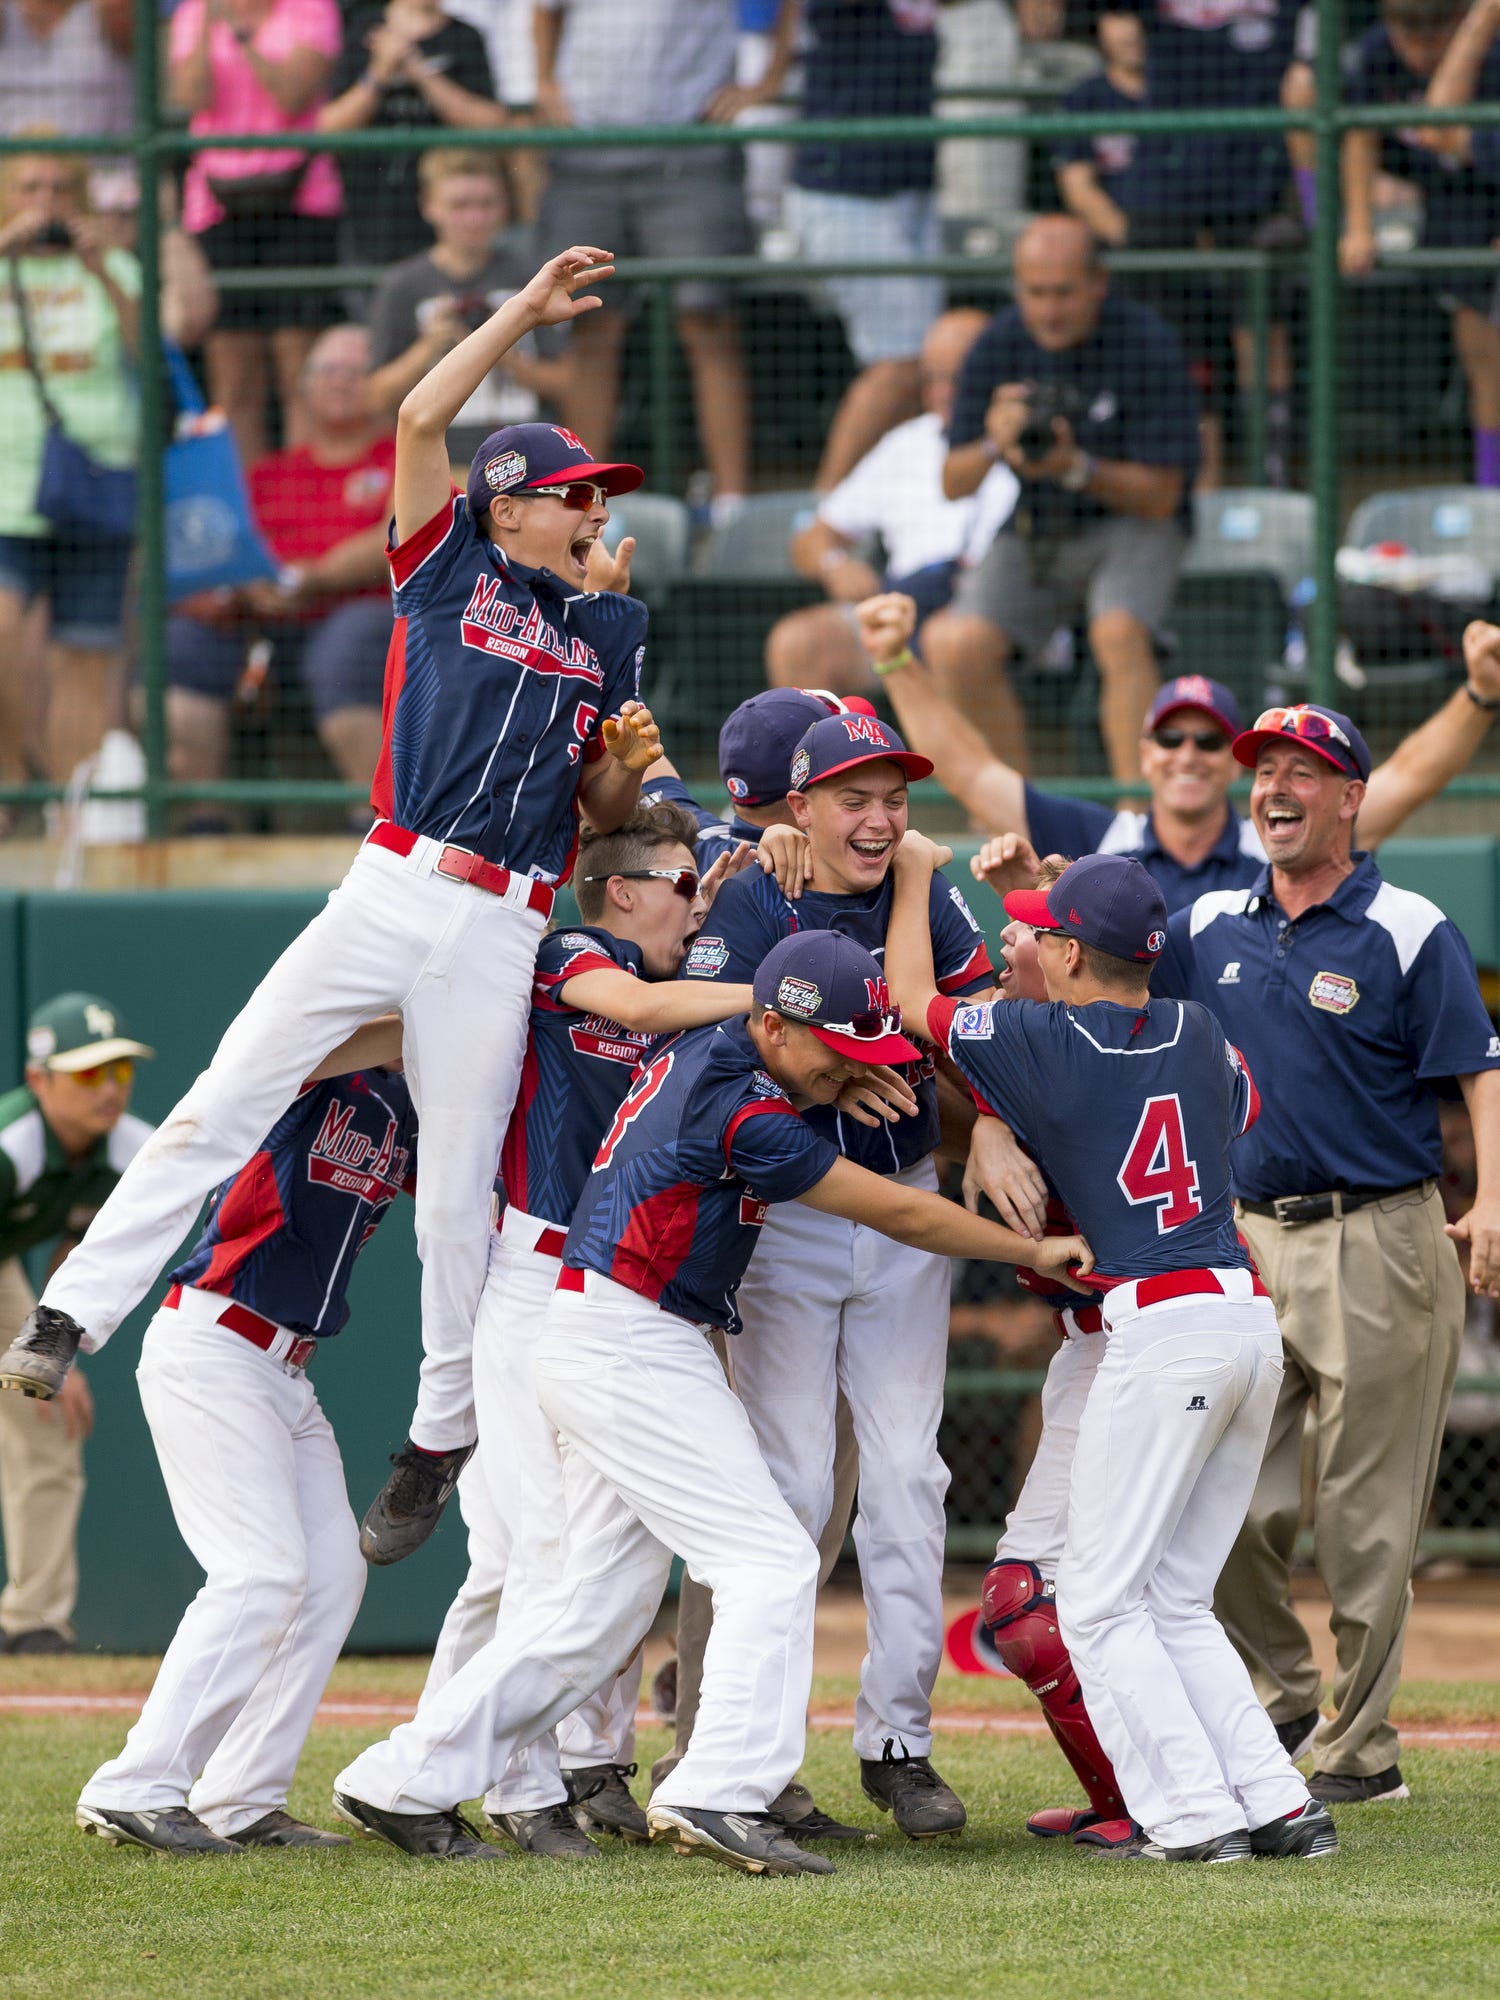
394 245 613 541
882 828 948 1031
1422 0 1500 161
558 970 753 1035
1359 620 1500 844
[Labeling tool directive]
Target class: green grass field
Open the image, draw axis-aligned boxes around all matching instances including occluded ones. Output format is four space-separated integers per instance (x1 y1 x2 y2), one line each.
3 1668 1498 2000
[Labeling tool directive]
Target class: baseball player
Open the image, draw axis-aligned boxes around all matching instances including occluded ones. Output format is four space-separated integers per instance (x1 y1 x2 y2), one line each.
679 706 994 1838
887 841 1337 1862
74 1065 417 1857
331 930 1089 1877
0 250 661 1499
0 995 153 1656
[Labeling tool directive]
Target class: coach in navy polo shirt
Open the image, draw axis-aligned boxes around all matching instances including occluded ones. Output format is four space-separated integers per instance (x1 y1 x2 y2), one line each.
932 215 1199 784
1153 702 1500 1809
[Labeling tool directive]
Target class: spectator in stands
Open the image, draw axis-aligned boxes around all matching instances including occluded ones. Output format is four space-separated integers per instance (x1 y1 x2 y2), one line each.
365 147 569 467
0 149 139 795
933 213 1199 780
1340 0 1500 487
0 0 132 140
320 0 503 269
169 0 345 468
788 0 945 492
533 0 792 518
764 308 1018 695
164 324 394 817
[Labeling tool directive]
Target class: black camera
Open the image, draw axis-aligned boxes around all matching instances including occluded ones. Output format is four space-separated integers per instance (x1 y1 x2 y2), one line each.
33 221 73 251
1016 380 1084 460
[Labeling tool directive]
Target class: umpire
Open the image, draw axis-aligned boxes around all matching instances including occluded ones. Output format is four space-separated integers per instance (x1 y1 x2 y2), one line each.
0 995 153 1652
1154 703 1500 1805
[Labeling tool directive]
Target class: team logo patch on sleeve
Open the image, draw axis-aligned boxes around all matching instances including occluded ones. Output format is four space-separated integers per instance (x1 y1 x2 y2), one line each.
1308 970 1359 1014
952 1004 994 1039
947 883 982 932
775 976 821 1018
557 932 595 953
684 936 730 976
484 449 527 491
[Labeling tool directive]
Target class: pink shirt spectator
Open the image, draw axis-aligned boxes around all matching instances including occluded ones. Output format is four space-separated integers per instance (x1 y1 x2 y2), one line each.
171 0 343 233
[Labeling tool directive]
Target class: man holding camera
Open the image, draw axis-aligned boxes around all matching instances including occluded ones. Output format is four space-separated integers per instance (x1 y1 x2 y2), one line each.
929 214 1200 781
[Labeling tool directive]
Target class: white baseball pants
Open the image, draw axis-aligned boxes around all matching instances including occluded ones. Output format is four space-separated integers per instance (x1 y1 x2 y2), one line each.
1056 1273 1311 1850
336 1271 819 1816
729 1157 951 1760
41 834 545 1448
80 1295 365 1836
995 1314 1104 1577
418 1214 640 1815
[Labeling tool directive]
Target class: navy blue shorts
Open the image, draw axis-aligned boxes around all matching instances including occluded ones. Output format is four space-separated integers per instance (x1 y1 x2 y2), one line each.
0 529 133 647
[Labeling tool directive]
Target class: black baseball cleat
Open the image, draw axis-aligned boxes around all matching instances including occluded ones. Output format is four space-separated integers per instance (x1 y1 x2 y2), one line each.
76 1804 242 1856
859 1746 967 1839
1249 1801 1339 1859
1308 1764 1409 1805
331 1790 502 1860
233 1811 351 1849
1133 1828 1253 1863
487 1803 601 1860
1273 1710 1322 1763
768 1780 874 1843
0 1306 85 1399
564 1763 649 1842
358 1438 474 1566
6 1627 74 1655
646 1803 836 1876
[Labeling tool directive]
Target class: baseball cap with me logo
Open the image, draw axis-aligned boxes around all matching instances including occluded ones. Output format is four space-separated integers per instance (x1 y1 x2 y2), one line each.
26 992 155 1073
1004 855 1169 964
787 713 934 792
753 931 920 1065
718 688 879 806
465 421 643 520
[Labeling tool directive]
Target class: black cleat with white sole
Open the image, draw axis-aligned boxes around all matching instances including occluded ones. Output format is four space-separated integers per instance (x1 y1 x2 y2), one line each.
234 1810 351 1849
0 1306 85 1399
1273 1710 1322 1763
358 1438 474 1566
1308 1763 1409 1805
1133 1828 1253 1863
564 1762 649 1842
859 1746 966 1839
487 1803 601 1860
646 1804 836 1876
332 1790 502 1859
768 1780 874 1843
76 1804 242 1856
1249 1801 1339 1859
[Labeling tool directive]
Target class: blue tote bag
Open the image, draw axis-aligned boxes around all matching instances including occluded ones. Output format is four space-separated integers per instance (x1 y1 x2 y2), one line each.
162 343 277 601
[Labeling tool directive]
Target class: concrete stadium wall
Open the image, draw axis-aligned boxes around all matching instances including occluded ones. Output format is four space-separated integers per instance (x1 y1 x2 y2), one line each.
1 843 1495 1652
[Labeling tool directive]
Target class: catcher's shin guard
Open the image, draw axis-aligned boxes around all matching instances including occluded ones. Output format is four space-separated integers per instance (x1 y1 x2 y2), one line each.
980 1558 1124 1821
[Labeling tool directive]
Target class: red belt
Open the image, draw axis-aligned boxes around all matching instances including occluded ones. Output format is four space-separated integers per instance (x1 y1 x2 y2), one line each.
556 1265 586 1294
368 821 554 917
1055 1304 1105 1337
1114 1267 1271 1311
163 1284 317 1369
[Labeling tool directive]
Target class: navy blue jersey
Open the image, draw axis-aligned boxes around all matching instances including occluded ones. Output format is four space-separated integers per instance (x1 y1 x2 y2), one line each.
1053 75 1168 216
682 865 993 1172
1023 786 1267 915
563 1018 838 1332
374 493 648 879
1155 856 1500 1200
1346 28 1500 231
502 925 651 1227
949 296 1200 539
169 1070 417 1339
932 992 1256 1282
795 0 938 198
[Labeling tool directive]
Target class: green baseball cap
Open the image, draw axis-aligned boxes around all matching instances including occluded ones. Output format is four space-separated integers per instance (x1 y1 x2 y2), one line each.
25 992 155 1073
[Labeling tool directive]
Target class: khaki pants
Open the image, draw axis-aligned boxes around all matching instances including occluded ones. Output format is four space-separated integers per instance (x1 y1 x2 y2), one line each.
650 1329 859 1791
0 1258 84 1643
1214 1185 1464 1777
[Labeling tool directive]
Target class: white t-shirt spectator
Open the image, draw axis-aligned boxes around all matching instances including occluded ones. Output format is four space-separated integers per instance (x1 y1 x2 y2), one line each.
0 0 132 138
817 410 1018 578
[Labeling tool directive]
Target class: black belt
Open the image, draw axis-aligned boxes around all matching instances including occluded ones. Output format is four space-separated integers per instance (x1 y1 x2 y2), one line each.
1238 1181 1431 1227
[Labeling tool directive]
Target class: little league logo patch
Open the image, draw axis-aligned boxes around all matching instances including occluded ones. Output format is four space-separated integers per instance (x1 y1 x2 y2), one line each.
790 746 811 789
684 936 730 977
1308 970 1359 1014
776 975 821 1019
484 448 527 491
726 775 750 801
952 1004 993 1039
1146 928 1166 954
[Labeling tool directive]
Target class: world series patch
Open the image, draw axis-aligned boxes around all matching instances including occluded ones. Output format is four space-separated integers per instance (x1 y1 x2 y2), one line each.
684 936 730 977
1308 970 1359 1014
952 1004 994 1039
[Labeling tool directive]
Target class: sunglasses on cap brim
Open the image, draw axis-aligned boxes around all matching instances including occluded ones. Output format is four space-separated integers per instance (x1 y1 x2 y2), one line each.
1252 706 1353 752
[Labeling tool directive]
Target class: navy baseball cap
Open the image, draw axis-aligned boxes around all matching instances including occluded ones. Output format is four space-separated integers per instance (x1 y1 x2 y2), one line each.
1146 674 1242 738
718 689 879 807
753 931 920 1065
1004 855 1169 963
788 713 934 792
466 422 643 520
1231 702 1371 782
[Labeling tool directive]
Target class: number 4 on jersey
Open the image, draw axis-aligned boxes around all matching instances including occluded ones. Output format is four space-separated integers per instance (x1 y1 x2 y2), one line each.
1117 1094 1203 1233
